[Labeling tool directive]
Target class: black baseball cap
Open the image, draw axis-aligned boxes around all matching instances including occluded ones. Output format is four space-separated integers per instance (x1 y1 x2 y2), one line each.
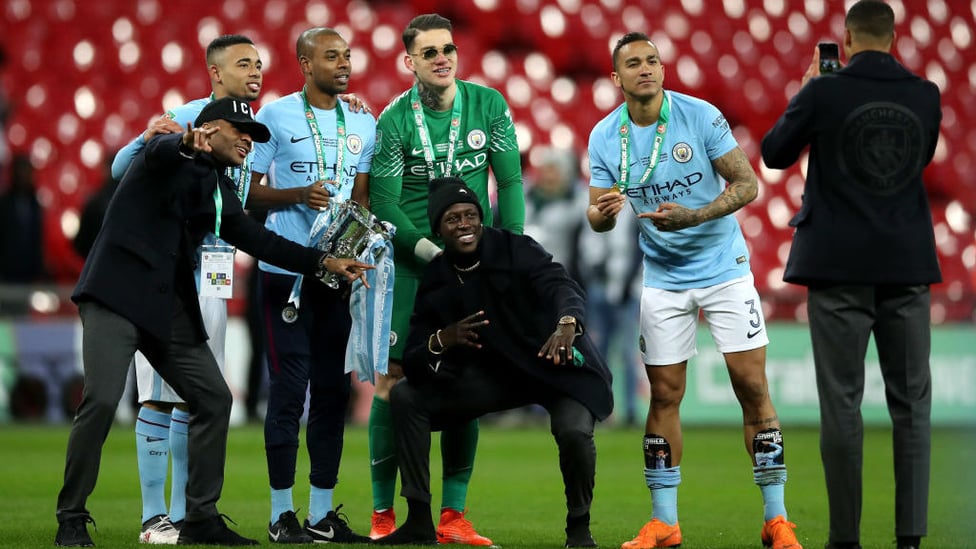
194 97 270 142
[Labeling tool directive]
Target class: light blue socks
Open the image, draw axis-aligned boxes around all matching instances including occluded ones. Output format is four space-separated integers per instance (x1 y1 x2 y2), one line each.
136 407 171 523
754 466 788 521
308 486 335 525
271 488 294 524
168 408 190 523
645 466 681 525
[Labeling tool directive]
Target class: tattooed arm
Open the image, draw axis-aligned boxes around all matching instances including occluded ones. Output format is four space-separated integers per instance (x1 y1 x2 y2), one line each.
643 146 758 232
699 146 759 221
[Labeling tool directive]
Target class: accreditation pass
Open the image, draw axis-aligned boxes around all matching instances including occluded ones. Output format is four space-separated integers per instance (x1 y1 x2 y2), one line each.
199 244 236 299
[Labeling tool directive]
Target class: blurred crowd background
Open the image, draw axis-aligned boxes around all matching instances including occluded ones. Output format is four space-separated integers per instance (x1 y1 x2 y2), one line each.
0 0 973 424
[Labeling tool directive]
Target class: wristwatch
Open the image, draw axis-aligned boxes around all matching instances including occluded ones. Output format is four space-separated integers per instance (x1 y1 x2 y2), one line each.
315 253 329 280
558 315 576 326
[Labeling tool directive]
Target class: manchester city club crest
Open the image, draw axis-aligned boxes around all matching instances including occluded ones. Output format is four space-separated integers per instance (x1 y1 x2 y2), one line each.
839 102 923 195
466 129 486 150
672 142 693 163
347 134 363 154
281 305 298 324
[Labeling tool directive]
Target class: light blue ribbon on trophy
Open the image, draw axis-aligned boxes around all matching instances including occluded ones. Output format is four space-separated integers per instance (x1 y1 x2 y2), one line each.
346 236 395 382
286 204 337 310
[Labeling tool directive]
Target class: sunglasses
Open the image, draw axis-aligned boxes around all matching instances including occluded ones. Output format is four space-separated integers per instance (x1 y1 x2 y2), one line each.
411 44 458 61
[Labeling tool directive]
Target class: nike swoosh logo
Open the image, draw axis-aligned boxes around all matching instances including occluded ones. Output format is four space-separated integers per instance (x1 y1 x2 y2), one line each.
269 529 281 542
371 455 394 466
146 436 165 442
291 135 312 143
747 329 763 339
411 147 425 156
308 526 334 539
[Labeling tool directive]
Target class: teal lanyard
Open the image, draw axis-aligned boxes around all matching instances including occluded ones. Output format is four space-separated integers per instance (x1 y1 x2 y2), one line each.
618 92 671 191
410 83 463 180
212 172 223 239
301 87 346 193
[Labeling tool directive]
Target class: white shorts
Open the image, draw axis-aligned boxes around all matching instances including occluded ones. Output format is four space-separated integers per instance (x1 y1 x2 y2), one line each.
136 294 227 404
638 273 769 366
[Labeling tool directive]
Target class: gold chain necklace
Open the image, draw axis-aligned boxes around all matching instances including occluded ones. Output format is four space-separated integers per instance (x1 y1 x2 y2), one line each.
453 260 480 285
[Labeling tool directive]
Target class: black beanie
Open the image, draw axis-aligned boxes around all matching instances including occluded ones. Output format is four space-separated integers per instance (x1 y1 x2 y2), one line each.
427 177 484 234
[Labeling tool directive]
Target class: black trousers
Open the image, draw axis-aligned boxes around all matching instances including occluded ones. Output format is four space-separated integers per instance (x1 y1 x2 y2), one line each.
390 360 597 518
807 284 931 543
259 272 352 490
57 297 232 523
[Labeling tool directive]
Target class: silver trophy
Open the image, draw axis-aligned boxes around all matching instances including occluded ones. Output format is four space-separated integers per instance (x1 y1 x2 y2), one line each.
315 201 394 289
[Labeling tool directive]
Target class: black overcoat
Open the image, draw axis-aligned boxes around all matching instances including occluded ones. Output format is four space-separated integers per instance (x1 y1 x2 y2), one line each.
73 133 322 343
403 227 613 421
761 51 942 286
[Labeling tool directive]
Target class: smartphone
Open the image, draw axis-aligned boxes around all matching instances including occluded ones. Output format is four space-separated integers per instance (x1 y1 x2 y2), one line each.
818 42 841 74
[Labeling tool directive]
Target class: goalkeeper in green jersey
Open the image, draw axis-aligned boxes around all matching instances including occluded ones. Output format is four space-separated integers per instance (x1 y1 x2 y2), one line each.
367 12 525 545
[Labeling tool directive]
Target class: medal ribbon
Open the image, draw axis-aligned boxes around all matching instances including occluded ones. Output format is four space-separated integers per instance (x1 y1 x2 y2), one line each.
224 157 249 204
410 84 463 180
289 89 350 310
618 92 671 192
301 87 346 197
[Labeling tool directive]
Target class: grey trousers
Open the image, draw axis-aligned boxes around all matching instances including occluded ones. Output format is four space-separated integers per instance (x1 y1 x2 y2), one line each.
807 284 931 543
56 298 232 523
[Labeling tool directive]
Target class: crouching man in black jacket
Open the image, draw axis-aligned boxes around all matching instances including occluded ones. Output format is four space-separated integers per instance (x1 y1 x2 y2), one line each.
375 178 612 548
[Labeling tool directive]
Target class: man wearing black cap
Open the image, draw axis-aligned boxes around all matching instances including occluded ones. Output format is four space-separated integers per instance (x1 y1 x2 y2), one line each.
374 177 612 548
54 97 373 547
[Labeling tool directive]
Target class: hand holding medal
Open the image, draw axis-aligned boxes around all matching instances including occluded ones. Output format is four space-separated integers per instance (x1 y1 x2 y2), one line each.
594 184 627 220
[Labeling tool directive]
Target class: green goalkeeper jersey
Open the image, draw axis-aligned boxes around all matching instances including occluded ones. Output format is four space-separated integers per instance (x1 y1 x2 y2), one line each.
370 79 525 276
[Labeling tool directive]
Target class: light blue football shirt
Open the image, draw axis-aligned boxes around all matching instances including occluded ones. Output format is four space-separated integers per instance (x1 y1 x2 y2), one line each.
588 90 750 290
252 92 376 276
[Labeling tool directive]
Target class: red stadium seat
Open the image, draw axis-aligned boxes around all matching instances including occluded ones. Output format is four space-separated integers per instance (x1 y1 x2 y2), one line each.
1 0 972 323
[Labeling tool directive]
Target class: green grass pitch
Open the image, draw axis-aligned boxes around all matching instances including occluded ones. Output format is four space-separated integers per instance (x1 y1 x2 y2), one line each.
2 423 974 548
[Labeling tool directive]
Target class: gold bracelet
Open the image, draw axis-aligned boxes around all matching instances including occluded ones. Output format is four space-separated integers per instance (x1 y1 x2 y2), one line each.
428 331 444 355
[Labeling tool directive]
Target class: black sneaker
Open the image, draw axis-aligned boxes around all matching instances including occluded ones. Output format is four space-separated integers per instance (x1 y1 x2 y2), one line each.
304 504 371 544
565 512 596 548
269 510 313 544
55 516 96 547
897 536 921 549
178 514 258 546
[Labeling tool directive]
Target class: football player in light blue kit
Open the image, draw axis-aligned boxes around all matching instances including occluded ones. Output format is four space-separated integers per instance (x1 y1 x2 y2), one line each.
248 27 374 545
586 32 802 549
110 34 263 545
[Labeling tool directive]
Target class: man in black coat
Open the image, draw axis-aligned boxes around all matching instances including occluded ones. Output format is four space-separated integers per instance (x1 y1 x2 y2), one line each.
374 177 612 548
55 97 372 547
761 2 941 549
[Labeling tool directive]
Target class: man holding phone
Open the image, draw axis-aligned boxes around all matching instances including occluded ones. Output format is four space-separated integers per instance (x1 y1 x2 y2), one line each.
761 2 942 548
